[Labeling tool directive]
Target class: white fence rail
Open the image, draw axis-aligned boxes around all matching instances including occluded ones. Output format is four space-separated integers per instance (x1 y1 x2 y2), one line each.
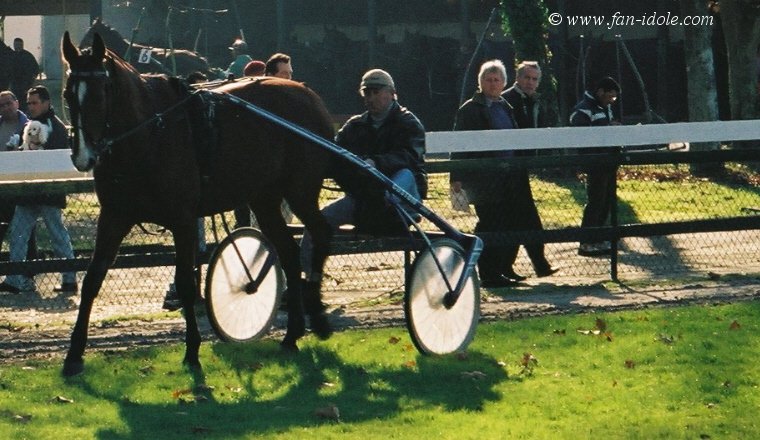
0 120 757 181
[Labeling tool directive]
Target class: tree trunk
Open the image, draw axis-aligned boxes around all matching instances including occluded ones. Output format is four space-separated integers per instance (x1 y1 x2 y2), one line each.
501 0 559 126
720 0 760 126
681 0 722 175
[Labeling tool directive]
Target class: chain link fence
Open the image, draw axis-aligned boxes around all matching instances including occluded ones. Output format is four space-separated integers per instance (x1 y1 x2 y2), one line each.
1 150 760 317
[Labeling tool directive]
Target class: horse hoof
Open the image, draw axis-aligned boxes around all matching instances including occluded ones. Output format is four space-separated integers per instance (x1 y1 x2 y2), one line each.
182 356 202 370
310 313 333 340
62 359 84 377
280 340 299 353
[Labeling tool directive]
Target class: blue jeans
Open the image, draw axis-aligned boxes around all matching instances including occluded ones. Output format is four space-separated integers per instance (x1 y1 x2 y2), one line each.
300 168 421 280
5 205 76 290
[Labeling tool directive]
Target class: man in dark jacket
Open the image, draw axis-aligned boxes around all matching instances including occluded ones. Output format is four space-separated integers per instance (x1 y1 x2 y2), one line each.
499 61 558 279
300 68 427 282
570 76 621 257
0 85 76 294
10 38 39 113
452 59 555 288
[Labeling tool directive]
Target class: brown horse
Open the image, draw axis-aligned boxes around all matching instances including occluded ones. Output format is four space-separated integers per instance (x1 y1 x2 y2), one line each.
60 32 334 376
80 19 212 77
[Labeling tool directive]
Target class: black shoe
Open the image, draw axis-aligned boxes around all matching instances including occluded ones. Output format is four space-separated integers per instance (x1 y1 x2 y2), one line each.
53 282 78 293
480 275 518 288
535 266 560 278
503 270 527 282
0 282 20 293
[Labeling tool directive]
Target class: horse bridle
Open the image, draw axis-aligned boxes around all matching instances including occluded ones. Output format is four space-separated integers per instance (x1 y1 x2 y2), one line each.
66 67 115 154
67 65 201 156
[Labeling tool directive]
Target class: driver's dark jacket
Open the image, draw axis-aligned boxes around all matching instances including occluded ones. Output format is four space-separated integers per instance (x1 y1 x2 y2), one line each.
332 100 427 199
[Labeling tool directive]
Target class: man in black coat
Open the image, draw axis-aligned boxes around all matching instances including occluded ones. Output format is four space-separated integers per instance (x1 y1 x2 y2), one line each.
300 69 427 282
10 38 39 113
570 76 622 257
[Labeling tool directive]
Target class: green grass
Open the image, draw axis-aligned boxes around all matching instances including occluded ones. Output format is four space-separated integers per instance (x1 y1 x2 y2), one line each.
2 302 760 439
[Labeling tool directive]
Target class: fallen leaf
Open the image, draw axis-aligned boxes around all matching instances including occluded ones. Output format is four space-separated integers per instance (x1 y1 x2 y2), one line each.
50 395 74 404
172 388 193 399
191 426 212 433
225 385 242 393
13 414 32 423
658 334 675 344
403 360 417 369
729 320 741 330
624 360 635 369
595 318 607 332
195 384 215 393
604 332 614 342
314 404 340 422
460 371 487 380
320 382 335 388
577 329 601 336
521 353 538 367
403 344 415 352
388 336 400 344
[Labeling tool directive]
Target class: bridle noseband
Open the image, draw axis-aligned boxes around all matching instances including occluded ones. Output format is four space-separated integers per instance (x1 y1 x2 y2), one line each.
67 68 114 154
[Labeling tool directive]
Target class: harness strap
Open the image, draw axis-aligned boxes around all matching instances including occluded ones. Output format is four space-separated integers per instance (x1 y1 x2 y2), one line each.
91 89 202 154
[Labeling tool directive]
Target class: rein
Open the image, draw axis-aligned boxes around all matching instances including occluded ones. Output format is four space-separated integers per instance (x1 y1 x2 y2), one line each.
91 90 200 153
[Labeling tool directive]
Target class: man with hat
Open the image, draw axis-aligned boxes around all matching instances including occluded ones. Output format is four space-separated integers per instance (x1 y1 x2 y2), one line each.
223 38 252 79
300 68 427 283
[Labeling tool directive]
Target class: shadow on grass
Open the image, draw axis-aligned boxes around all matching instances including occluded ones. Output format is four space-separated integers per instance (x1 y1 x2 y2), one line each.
66 339 508 438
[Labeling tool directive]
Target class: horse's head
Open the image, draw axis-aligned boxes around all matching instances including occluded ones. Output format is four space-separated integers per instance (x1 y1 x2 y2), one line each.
63 31 112 171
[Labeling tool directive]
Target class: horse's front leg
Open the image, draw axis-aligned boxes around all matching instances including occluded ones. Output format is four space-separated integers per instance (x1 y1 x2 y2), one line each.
172 220 202 370
63 211 132 376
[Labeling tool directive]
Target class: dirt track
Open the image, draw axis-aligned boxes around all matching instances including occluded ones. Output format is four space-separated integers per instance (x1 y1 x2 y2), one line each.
2 272 759 364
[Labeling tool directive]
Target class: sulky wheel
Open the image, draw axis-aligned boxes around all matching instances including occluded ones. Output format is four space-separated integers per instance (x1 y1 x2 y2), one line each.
404 238 480 355
205 227 284 342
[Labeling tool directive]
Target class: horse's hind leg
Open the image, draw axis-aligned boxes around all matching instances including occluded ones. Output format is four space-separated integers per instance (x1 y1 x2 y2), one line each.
287 191 333 340
172 220 202 370
63 211 132 376
250 199 305 350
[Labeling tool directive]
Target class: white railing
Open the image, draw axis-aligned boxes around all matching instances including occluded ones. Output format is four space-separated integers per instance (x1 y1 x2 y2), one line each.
425 120 760 154
0 120 757 181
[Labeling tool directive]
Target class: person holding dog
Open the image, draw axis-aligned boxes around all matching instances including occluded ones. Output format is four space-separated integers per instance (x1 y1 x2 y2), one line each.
0 90 37 263
0 85 76 294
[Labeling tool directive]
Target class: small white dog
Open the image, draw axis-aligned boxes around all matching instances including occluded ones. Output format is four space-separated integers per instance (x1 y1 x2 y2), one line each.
19 120 49 150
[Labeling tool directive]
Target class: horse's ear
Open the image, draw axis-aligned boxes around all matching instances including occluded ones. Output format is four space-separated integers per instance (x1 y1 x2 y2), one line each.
61 31 79 64
92 33 106 61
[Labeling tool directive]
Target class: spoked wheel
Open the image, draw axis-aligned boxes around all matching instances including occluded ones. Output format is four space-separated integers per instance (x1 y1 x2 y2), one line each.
404 238 480 355
205 227 284 342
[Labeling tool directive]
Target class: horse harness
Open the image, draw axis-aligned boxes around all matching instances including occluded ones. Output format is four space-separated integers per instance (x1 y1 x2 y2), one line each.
67 66 232 183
